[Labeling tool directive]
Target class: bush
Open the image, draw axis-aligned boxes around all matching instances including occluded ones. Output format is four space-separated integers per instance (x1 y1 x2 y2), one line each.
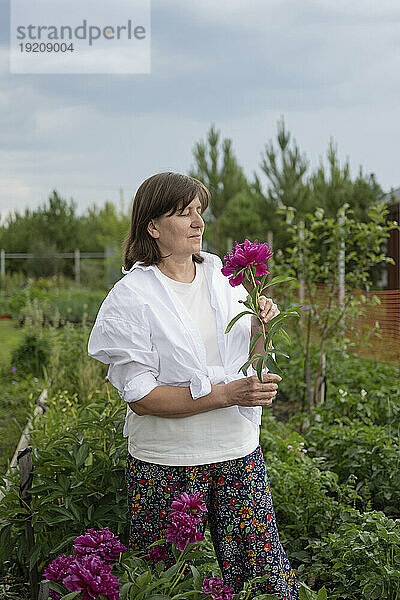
10 331 51 378
0 389 129 576
304 422 400 518
305 510 400 600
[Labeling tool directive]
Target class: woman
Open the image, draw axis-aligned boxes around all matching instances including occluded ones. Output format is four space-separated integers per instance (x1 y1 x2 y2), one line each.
87 172 299 600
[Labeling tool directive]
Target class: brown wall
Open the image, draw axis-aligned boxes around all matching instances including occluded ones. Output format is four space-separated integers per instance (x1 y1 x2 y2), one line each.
387 202 399 290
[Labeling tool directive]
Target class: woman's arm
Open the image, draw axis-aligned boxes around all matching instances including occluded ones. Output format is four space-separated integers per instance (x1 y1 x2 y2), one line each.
129 383 229 418
130 376 280 418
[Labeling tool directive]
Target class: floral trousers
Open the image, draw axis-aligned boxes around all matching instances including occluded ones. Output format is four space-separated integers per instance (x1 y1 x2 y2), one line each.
125 444 299 600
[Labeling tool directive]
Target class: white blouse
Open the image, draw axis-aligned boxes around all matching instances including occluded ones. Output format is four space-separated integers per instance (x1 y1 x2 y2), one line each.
87 250 268 464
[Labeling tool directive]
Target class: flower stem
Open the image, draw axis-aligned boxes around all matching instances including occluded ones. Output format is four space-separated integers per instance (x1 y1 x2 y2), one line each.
168 558 188 596
248 268 267 343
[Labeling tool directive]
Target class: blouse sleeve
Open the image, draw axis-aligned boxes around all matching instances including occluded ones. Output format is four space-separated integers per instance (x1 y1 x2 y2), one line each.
87 316 160 403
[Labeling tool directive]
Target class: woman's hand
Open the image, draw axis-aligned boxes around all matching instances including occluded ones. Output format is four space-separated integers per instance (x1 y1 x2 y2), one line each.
251 295 280 331
225 373 282 408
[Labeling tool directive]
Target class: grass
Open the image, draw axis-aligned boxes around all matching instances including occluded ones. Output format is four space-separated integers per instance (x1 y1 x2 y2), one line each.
0 320 41 474
0 320 24 366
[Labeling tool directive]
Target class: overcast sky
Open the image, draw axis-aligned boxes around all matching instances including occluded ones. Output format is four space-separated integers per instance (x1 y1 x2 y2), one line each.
1 0 399 222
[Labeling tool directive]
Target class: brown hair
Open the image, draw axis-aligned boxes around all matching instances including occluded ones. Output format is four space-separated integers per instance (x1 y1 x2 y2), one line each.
122 172 210 269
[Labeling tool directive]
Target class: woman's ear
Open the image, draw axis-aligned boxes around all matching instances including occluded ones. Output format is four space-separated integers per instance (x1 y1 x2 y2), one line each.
147 219 159 239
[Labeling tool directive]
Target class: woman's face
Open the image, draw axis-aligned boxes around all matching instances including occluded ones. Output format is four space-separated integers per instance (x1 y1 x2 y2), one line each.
148 195 205 259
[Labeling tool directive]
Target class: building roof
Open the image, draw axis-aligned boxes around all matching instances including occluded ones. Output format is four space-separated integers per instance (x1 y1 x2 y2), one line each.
383 187 400 204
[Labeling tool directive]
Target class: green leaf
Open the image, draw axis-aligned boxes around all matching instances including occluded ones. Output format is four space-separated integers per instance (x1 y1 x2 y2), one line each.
317 587 328 600
135 570 152 588
277 327 291 345
28 541 42 571
170 592 201 599
189 565 203 590
299 582 316 600
269 349 289 359
225 311 254 333
75 442 90 468
60 592 82 600
266 311 300 341
49 581 69 595
256 357 264 382
264 354 283 377
260 275 296 290
51 534 78 555
163 562 182 579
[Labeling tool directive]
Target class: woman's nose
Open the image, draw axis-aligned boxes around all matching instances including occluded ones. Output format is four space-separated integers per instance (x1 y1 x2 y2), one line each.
191 214 204 229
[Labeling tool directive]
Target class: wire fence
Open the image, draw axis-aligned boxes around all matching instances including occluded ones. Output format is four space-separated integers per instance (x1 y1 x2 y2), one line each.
312 285 400 363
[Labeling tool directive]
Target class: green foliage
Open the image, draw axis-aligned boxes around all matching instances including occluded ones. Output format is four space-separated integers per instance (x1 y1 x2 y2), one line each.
0 190 129 282
0 278 107 323
0 272 398 599
272 199 398 413
319 344 400 426
10 331 51 378
305 510 400 600
0 374 42 474
304 422 400 518
0 390 129 576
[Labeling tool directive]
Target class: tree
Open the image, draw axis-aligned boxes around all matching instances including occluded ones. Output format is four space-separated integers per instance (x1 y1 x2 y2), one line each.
258 116 313 250
273 202 397 419
190 124 249 255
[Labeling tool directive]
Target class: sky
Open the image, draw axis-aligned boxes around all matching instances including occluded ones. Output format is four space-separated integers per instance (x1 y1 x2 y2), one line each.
1 0 400 222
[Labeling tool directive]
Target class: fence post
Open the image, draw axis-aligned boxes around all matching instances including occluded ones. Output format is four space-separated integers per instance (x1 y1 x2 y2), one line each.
338 208 345 332
74 248 80 285
315 352 326 422
17 447 39 600
38 580 50 600
299 220 305 328
0 248 5 279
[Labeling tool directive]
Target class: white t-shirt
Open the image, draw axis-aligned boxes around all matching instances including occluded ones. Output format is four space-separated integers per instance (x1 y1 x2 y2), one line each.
126 261 259 465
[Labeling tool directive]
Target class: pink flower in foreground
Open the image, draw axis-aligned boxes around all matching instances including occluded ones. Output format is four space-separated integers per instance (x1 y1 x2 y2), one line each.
201 576 235 600
170 491 208 517
44 554 74 582
149 544 169 562
166 511 205 551
221 239 273 287
63 554 121 600
44 554 75 600
73 527 126 563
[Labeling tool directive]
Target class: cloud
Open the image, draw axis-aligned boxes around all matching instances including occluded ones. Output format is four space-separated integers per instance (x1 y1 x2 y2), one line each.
0 0 399 219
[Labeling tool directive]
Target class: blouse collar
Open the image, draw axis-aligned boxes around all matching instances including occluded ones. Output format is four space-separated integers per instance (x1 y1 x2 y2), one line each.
121 251 217 275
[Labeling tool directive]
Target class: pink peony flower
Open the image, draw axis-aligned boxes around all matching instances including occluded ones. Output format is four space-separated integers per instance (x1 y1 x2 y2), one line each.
149 544 169 562
44 553 75 582
44 554 75 600
221 239 273 287
200 575 235 600
170 491 208 517
73 527 126 563
63 554 121 600
166 511 205 551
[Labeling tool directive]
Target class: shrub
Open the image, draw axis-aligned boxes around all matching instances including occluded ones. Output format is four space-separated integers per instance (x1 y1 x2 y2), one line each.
10 331 51 378
304 422 400 518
